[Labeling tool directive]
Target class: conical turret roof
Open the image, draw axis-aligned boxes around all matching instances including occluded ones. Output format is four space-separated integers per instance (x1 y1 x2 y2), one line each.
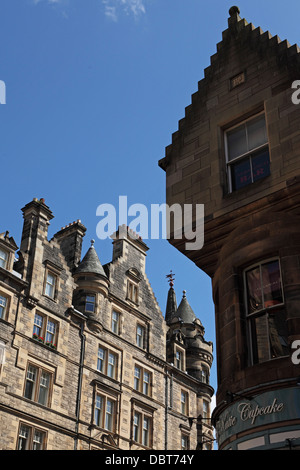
165 286 178 325
75 240 107 277
176 291 196 324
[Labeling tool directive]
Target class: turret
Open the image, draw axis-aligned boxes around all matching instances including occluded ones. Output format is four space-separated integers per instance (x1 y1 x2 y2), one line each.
73 240 109 333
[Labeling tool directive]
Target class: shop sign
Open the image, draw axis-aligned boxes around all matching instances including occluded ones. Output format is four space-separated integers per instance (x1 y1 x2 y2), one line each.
216 387 300 446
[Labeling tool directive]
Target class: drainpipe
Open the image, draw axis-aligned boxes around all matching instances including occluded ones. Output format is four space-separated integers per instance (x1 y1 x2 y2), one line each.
74 319 86 450
165 369 168 450
165 369 174 450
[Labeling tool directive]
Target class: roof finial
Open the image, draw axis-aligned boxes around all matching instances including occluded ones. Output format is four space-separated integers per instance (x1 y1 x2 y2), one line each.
166 270 175 288
182 290 186 298
229 5 240 17
91 239 95 246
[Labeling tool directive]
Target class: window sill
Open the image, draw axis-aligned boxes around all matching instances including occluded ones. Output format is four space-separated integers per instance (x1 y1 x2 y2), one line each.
42 294 57 303
246 354 290 369
31 335 58 352
130 440 152 450
224 174 270 199
132 388 152 400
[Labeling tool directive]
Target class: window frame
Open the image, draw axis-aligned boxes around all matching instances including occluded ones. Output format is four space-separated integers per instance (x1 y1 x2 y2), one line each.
243 258 289 365
180 390 189 415
23 363 53 407
0 293 9 321
127 280 139 304
181 433 190 450
174 345 185 371
136 323 146 349
17 422 47 450
202 399 209 420
201 366 209 384
85 294 96 314
0 340 6 374
111 310 121 335
0 248 8 269
133 365 152 397
43 270 57 300
132 410 153 448
32 312 58 348
94 393 117 433
225 112 270 193
97 345 118 380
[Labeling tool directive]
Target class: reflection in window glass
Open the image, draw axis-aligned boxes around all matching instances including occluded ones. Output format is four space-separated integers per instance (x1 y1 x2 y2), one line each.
226 114 270 192
245 260 288 364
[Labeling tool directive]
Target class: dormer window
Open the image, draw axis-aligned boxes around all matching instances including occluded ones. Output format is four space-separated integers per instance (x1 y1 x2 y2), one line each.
0 249 8 269
225 113 270 192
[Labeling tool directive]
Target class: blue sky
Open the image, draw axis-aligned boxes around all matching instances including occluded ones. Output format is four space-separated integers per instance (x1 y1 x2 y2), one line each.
1 0 300 397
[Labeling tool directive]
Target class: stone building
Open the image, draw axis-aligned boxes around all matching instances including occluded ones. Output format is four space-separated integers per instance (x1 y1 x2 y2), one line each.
159 6 300 450
0 197 214 450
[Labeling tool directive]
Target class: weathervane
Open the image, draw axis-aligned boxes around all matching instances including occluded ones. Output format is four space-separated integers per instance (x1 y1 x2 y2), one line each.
166 270 175 287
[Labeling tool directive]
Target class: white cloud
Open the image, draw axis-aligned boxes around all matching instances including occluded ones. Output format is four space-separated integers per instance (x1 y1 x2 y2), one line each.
33 0 64 5
102 0 146 21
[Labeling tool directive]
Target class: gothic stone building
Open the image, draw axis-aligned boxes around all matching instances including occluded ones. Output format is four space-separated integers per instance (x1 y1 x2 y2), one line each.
0 197 214 450
159 7 300 450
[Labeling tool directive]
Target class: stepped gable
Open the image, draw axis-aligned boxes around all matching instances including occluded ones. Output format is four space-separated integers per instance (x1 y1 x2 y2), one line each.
159 5 300 170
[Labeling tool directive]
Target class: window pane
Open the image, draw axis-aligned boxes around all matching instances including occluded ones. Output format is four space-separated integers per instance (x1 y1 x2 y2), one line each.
133 412 140 441
45 273 55 298
111 311 119 334
247 115 267 151
95 395 103 427
268 308 289 358
142 417 149 446
34 313 43 328
0 249 7 268
24 366 37 400
181 435 188 450
176 350 182 369
252 150 270 183
38 371 50 406
33 430 45 450
85 295 95 312
143 371 150 395
136 325 144 347
107 353 116 378
97 348 105 372
250 314 270 363
0 295 7 319
105 399 114 431
231 158 251 190
134 366 140 390
203 401 209 419
18 425 30 450
181 392 187 414
246 267 263 313
227 124 247 161
46 320 56 343
261 260 283 307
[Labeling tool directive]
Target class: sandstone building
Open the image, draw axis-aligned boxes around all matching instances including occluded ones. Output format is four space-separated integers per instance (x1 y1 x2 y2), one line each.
0 197 214 450
159 6 300 450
